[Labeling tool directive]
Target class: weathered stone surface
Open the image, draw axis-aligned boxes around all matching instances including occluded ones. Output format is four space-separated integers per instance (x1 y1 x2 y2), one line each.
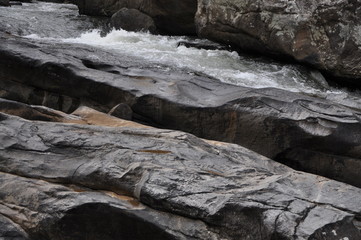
74 0 197 35
0 215 29 240
195 0 361 81
0 172 218 240
110 8 157 34
1 33 361 188
0 109 361 239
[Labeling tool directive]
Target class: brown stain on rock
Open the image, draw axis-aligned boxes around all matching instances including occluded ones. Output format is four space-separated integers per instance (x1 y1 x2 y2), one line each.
72 106 151 129
102 191 142 208
66 184 143 209
137 149 172 154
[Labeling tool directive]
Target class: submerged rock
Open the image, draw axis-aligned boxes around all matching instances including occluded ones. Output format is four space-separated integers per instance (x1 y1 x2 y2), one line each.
74 0 197 35
195 0 361 81
110 8 157 34
1 33 361 188
0 107 361 239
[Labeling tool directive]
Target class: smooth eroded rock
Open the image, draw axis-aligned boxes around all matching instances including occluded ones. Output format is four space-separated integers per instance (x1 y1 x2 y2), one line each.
195 0 361 81
0 110 361 239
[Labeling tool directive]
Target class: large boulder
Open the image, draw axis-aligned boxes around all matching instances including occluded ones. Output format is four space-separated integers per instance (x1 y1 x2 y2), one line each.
74 0 197 35
195 0 361 81
110 8 157 33
0 108 361 239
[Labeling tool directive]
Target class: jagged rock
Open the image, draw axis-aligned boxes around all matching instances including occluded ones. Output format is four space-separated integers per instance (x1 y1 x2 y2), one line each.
110 8 157 34
1 33 361 188
0 109 361 239
74 0 197 35
0 0 9 6
195 0 361 81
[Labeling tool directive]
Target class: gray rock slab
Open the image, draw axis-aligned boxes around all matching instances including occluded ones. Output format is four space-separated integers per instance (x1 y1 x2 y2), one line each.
0 111 361 239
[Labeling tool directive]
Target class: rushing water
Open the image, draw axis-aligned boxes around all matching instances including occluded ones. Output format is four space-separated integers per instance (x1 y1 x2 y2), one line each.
2 2 361 108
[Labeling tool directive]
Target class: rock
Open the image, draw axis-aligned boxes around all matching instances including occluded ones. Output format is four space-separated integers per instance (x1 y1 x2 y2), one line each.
1 33 361 188
195 0 361 81
0 0 9 6
110 8 157 34
0 172 219 240
177 39 231 51
108 102 133 120
0 215 29 240
0 109 361 239
0 97 146 128
74 0 197 35
0 2 108 39
0 97 82 123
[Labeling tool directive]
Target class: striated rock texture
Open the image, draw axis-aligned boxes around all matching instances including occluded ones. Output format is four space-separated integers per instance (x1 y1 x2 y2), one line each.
195 0 361 81
74 0 197 35
0 105 361 239
1 33 361 188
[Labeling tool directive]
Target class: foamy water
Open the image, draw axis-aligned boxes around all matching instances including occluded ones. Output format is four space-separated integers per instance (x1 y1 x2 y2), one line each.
28 29 336 95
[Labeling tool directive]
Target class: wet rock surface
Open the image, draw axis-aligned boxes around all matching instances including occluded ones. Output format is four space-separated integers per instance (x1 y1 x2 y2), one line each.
0 106 361 239
195 0 361 81
74 0 197 35
1 33 361 188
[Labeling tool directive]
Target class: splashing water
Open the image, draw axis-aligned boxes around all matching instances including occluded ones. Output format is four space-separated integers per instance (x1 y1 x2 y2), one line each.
57 29 332 94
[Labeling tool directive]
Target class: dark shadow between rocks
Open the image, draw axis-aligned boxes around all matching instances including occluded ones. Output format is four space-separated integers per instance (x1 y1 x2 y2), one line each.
48 203 176 240
275 148 361 188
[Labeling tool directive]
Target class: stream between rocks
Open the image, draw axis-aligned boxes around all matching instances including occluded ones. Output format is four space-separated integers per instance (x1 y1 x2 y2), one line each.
3 2 361 100
1 2 361 239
